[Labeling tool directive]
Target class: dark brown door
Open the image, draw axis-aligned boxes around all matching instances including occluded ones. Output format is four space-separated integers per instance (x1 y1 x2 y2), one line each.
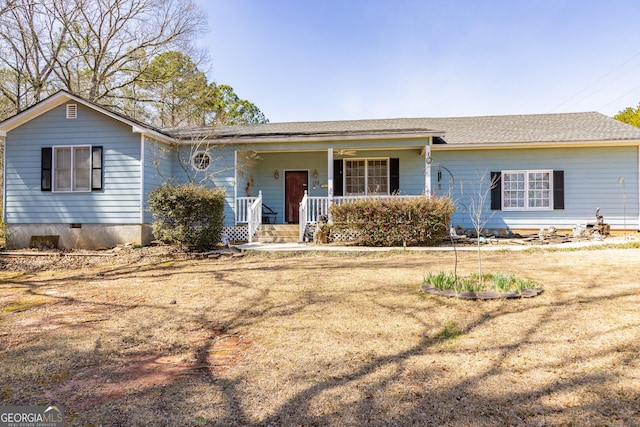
285 171 308 223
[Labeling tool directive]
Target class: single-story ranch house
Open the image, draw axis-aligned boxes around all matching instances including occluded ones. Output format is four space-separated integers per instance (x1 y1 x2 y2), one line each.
2 90 640 249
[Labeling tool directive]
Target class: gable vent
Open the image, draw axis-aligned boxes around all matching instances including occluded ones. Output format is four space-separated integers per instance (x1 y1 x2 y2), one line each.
66 104 77 119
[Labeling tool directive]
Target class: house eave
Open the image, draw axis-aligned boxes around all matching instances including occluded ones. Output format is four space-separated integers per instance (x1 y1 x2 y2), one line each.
431 139 640 150
0 91 175 144
0 92 70 133
131 126 174 144
175 131 446 145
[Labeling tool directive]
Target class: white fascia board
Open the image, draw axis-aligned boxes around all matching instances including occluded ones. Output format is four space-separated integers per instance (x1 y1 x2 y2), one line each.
0 91 175 144
0 92 70 132
131 126 174 144
431 139 640 150
181 131 446 145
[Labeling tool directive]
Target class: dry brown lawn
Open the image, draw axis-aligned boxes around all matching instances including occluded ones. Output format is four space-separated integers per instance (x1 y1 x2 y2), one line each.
1 245 639 426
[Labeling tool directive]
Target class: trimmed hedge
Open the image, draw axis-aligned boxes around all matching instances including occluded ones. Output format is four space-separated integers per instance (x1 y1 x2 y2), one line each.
329 196 455 246
148 183 225 251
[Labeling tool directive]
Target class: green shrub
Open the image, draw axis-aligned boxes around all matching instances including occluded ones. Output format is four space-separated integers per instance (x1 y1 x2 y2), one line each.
330 196 455 246
148 183 225 251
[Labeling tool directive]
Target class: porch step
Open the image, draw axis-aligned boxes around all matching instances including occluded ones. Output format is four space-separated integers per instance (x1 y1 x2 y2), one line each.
254 224 300 243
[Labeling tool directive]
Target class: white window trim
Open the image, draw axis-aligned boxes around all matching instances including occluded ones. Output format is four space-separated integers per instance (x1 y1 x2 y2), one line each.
52 145 92 193
191 150 211 172
501 169 553 211
344 157 390 196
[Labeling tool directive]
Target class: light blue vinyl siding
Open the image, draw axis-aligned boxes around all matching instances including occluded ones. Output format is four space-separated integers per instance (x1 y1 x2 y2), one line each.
170 144 237 227
252 152 324 224
244 148 427 224
4 103 143 224
206 145 236 227
143 138 174 223
432 146 639 230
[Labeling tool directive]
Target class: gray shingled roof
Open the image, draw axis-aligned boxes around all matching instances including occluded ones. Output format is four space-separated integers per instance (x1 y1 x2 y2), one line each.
170 112 640 145
167 118 444 140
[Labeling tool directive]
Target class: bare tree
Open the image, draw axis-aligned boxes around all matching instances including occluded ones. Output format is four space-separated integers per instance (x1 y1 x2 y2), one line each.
51 0 206 105
149 130 260 186
0 0 206 117
465 170 499 283
0 0 66 113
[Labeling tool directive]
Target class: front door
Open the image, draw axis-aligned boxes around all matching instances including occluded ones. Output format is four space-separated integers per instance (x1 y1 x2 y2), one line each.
285 171 308 223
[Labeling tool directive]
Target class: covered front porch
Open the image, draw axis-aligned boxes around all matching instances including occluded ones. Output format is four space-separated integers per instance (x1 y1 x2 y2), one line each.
234 145 435 242
238 191 426 242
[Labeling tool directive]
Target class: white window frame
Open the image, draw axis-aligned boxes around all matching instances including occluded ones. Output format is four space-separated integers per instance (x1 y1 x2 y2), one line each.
344 157 390 196
191 150 211 171
52 145 92 193
501 169 553 211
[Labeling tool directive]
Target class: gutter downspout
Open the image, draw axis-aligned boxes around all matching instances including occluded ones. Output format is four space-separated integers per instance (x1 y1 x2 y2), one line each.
425 139 432 196
234 150 238 225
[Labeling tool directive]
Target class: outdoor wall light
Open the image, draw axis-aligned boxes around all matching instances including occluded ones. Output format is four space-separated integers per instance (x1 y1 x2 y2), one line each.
313 169 319 179
274 170 279 179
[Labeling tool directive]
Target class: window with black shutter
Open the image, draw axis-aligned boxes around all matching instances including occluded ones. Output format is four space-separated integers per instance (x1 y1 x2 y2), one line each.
333 159 343 196
41 147 52 191
92 146 103 191
41 145 103 192
490 169 564 210
390 158 400 193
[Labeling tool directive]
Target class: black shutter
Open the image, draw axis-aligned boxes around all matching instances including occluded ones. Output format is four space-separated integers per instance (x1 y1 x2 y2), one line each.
91 146 103 191
553 170 564 210
333 159 343 196
490 171 502 210
41 147 52 191
390 158 400 194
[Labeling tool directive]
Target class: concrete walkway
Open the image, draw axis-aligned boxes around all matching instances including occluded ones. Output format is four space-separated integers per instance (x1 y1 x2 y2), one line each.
238 236 636 252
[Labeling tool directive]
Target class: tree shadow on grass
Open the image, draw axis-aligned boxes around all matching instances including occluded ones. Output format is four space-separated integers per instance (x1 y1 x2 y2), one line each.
1 251 639 425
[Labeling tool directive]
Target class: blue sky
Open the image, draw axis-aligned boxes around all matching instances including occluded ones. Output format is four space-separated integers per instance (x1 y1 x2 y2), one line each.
194 0 640 123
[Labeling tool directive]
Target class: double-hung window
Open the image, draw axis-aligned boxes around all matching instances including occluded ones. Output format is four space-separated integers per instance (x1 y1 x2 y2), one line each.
54 146 91 191
344 158 389 195
502 170 552 210
42 146 103 192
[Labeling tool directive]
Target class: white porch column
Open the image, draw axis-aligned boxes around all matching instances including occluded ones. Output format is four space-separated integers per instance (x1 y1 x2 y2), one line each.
234 150 238 224
637 145 640 231
424 143 432 196
327 147 334 209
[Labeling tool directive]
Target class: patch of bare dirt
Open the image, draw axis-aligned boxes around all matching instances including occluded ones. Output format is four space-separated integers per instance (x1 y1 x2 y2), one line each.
48 328 253 411
0 244 240 273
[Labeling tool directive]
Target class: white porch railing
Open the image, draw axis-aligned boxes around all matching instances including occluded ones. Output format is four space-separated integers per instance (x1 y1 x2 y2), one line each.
244 191 262 243
236 196 258 224
334 195 423 205
247 192 263 243
297 193 424 241
299 192 309 243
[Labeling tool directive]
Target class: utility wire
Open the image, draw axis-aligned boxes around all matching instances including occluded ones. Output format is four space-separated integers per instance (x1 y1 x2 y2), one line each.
549 50 640 113
561 60 640 111
597 82 640 111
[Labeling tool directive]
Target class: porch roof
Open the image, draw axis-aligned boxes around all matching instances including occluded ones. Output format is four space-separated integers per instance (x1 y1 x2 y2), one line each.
169 112 640 146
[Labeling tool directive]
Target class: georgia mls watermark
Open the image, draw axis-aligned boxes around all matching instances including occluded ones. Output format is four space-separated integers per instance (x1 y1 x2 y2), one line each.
0 405 64 427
